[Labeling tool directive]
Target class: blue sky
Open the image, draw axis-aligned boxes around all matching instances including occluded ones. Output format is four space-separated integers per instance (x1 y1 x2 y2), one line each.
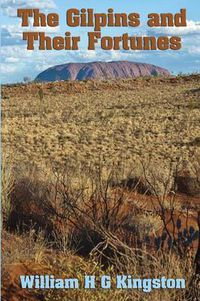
1 0 200 83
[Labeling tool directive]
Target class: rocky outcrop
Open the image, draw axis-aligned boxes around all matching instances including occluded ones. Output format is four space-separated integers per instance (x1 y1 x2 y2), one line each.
35 61 170 82
175 176 200 196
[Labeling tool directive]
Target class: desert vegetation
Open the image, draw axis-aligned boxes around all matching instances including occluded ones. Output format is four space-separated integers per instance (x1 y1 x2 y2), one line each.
1 74 200 300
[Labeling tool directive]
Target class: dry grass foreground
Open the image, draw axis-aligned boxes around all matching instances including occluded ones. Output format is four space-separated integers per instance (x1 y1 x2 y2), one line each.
2 75 200 170
1 74 200 301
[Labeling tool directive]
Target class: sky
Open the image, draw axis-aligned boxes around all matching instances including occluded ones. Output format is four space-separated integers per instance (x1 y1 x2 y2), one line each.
1 0 200 84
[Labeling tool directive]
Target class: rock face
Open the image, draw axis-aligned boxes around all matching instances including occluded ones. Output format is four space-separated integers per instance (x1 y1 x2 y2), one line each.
175 176 200 196
35 61 170 82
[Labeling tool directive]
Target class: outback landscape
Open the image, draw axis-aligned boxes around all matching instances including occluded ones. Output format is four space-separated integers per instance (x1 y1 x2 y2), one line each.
1 67 200 300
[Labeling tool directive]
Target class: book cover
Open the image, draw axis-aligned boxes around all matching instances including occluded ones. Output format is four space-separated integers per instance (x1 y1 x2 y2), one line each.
1 1 200 300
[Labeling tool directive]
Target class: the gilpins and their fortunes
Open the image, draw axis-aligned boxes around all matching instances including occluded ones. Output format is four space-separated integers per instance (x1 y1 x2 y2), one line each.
17 8 187 51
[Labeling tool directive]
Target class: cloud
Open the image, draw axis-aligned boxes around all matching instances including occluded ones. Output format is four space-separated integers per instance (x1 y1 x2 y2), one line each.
5 57 20 63
1 45 33 63
144 19 200 57
147 20 200 36
182 31 200 54
1 0 56 17
188 46 200 55
1 25 24 46
0 63 18 74
1 21 60 47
